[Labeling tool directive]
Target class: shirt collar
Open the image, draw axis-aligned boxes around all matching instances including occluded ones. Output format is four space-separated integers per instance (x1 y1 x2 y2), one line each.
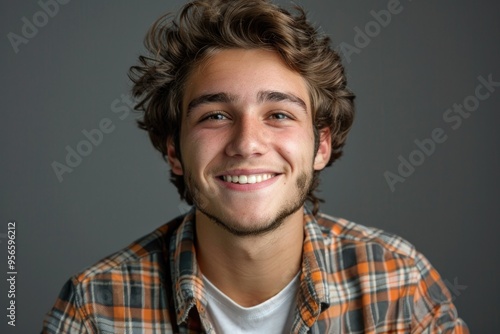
170 207 332 328
170 209 207 326
297 208 331 327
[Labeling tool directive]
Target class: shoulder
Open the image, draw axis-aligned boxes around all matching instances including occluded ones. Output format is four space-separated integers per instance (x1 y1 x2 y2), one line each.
315 212 417 260
313 212 447 307
312 213 469 332
43 215 185 332
72 214 184 286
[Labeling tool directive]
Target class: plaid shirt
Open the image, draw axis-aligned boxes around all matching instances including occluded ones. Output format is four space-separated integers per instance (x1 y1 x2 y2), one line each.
43 209 468 333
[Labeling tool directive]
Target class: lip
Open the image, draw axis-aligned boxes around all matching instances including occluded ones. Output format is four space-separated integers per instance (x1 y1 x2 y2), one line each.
216 169 280 177
215 169 281 191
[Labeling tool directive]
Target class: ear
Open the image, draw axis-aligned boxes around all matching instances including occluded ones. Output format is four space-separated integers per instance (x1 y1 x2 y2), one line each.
167 137 184 175
313 128 332 170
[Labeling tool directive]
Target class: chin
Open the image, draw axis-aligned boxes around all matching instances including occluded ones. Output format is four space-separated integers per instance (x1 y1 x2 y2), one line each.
198 199 304 237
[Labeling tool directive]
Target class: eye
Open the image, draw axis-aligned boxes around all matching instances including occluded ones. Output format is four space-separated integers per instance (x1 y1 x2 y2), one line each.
269 112 292 120
200 112 229 122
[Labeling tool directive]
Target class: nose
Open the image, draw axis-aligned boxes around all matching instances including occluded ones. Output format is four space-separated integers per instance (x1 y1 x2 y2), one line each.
225 115 269 158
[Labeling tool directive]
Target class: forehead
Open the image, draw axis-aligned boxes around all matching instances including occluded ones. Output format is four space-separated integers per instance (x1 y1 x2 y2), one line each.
182 48 311 110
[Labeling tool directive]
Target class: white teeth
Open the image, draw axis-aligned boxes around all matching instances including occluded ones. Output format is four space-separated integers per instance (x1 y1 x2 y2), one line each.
222 173 275 184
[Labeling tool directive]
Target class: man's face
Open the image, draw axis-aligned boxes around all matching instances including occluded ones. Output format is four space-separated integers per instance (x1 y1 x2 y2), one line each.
168 48 330 236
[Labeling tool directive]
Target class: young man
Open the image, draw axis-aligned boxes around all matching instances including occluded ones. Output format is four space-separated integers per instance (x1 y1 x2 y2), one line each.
43 0 468 333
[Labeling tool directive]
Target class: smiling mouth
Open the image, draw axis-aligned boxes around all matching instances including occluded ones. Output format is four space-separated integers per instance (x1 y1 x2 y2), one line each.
219 173 276 185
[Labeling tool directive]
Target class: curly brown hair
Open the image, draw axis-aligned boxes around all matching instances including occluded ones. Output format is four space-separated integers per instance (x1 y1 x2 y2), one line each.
129 0 355 215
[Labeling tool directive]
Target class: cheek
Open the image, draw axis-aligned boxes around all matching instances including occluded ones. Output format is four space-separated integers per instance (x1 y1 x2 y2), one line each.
181 132 221 171
276 130 315 165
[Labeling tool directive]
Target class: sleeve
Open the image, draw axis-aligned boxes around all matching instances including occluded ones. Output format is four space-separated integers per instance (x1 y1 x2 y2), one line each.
42 278 95 334
410 252 469 334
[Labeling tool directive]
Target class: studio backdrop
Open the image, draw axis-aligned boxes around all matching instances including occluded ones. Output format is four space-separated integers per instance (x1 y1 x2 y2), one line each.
1 0 499 332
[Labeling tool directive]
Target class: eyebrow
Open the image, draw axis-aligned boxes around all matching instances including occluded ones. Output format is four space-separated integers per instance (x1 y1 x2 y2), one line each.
186 90 308 115
187 93 238 115
257 90 307 114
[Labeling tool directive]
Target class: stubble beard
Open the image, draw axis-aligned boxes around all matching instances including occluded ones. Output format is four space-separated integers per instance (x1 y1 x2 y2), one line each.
185 171 313 237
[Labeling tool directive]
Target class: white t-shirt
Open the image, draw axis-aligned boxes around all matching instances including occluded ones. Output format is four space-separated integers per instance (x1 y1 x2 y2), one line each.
202 273 300 334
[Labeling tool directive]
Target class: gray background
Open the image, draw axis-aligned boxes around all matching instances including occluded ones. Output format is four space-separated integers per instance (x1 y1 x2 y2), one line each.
1 0 498 332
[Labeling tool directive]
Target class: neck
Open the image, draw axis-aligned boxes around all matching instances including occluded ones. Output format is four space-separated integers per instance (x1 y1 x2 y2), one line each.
195 208 304 307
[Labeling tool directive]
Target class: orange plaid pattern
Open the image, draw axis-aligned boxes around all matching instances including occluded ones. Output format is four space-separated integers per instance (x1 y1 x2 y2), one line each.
43 209 468 333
